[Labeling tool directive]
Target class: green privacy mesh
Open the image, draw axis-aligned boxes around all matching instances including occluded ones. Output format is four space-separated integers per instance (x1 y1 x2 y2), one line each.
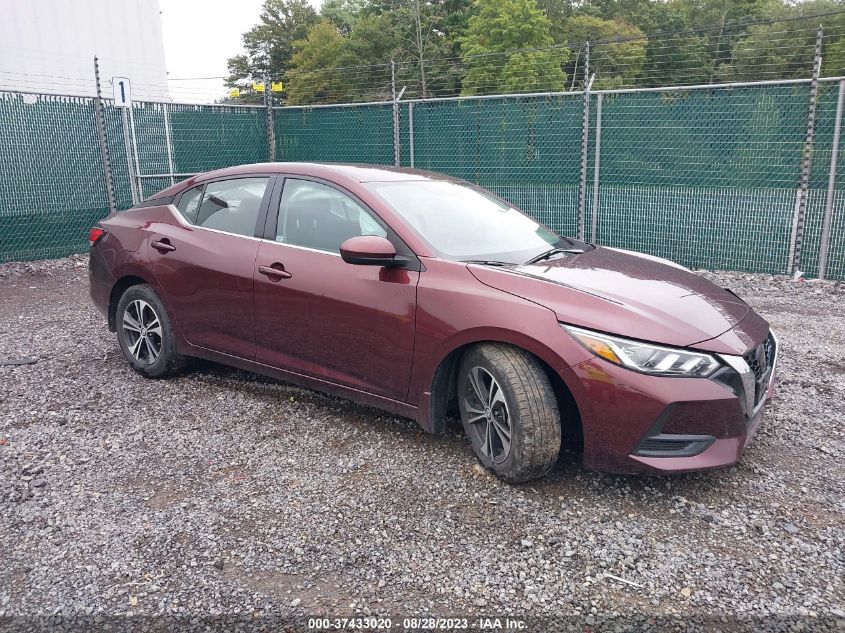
275 104 395 164
0 84 842 279
0 93 110 261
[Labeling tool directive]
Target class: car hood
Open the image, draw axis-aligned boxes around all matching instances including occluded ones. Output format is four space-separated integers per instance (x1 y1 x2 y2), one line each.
468 246 760 352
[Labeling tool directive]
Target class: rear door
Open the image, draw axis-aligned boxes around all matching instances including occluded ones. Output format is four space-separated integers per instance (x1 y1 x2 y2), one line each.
253 177 419 401
147 175 276 360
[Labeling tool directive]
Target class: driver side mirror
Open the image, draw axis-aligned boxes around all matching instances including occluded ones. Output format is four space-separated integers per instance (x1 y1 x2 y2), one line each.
340 236 398 267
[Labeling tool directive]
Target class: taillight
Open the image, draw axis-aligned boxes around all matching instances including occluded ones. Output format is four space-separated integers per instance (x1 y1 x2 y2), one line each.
88 227 106 246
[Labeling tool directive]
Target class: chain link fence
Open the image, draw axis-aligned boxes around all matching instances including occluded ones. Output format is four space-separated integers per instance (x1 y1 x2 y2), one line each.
1 78 844 278
592 83 814 274
275 103 395 163
402 94 585 238
0 93 109 261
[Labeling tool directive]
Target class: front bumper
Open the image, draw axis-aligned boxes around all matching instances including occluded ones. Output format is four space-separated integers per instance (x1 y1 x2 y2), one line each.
560 332 777 474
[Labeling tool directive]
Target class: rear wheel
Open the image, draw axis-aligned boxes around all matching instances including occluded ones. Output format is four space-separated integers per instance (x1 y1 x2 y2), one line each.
458 343 561 483
116 284 185 378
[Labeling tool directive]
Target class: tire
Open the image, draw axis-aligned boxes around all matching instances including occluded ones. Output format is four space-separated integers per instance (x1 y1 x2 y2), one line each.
457 343 561 483
115 284 186 378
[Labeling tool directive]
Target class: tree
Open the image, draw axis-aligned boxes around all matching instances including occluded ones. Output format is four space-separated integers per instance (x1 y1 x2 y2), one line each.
389 0 473 98
535 0 578 43
459 0 568 95
825 36 845 77
561 16 647 88
402 0 438 97
285 20 352 104
636 3 710 87
321 0 368 34
681 0 781 81
725 0 845 82
343 13 400 70
226 0 319 100
343 13 400 99
285 14 400 104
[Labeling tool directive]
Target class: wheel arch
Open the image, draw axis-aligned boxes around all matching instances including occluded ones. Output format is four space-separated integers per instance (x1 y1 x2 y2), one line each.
422 335 583 450
108 274 153 332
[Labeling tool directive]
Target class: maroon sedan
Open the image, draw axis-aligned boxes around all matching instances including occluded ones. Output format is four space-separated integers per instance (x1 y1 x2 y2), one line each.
89 163 777 483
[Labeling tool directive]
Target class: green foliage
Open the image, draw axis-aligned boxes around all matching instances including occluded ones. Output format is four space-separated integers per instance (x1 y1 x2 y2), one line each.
285 14 400 104
562 16 646 88
826 36 845 76
726 0 845 81
391 0 471 97
638 3 710 87
345 13 399 66
460 0 568 95
285 21 352 104
227 0 845 104
225 0 319 100
321 0 368 34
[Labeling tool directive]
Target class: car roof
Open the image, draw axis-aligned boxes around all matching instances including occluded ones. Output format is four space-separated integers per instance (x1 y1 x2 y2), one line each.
147 162 464 204
203 162 460 183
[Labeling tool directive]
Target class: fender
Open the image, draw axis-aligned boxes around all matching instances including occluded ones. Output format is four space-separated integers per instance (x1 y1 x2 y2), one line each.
106 250 187 346
411 325 592 433
428 325 588 379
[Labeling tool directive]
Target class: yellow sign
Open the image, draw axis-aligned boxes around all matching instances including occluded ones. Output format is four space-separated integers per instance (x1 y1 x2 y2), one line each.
271 81 284 92
227 88 240 99
252 81 265 93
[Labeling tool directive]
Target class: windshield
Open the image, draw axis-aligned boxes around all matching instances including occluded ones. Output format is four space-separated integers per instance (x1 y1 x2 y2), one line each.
365 180 567 264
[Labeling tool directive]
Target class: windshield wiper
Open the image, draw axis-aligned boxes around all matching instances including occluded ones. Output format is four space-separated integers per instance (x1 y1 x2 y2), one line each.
524 247 585 265
461 259 517 267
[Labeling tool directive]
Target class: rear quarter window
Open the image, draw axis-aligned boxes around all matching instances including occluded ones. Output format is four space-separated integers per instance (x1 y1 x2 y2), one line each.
176 185 204 224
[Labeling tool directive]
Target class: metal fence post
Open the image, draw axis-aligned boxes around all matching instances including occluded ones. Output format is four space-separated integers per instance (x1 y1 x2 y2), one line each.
408 102 415 168
392 60 400 166
577 41 591 241
128 105 143 201
92 56 116 214
121 108 138 204
264 73 276 162
590 93 603 243
162 104 176 186
818 79 844 280
790 25 824 274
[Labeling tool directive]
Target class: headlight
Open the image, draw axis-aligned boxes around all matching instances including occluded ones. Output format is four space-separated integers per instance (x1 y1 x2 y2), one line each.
562 324 720 377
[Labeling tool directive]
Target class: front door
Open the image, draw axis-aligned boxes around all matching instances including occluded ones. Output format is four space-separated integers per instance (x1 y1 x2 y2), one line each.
253 178 418 401
147 176 272 360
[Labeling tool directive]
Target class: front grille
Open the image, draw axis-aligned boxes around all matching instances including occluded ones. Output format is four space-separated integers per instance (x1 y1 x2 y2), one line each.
744 342 766 381
764 334 775 367
743 332 776 407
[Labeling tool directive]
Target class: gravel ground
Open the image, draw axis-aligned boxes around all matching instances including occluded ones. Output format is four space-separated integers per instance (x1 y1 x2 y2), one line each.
0 255 843 631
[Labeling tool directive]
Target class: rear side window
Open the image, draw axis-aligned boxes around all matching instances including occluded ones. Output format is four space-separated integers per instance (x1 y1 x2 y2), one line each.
176 178 269 237
176 186 203 223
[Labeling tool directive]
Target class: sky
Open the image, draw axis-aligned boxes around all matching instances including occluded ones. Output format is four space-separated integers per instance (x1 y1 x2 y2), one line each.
158 0 322 102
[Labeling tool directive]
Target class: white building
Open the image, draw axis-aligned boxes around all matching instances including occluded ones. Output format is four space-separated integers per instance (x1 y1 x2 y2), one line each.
0 0 170 101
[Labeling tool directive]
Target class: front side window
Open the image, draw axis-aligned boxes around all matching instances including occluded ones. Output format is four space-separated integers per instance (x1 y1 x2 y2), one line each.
277 179 387 253
176 178 268 237
366 180 565 264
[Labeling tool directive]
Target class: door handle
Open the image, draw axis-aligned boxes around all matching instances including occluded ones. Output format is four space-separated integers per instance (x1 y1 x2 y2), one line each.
151 239 176 253
258 264 292 280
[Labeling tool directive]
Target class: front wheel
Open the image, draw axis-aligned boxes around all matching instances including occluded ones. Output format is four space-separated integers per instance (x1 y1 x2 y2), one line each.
458 344 561 483
115 284 186 378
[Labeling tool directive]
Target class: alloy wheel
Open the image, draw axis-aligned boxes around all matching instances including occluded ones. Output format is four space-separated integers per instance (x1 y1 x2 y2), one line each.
463 366 512 464
122 299 162 365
